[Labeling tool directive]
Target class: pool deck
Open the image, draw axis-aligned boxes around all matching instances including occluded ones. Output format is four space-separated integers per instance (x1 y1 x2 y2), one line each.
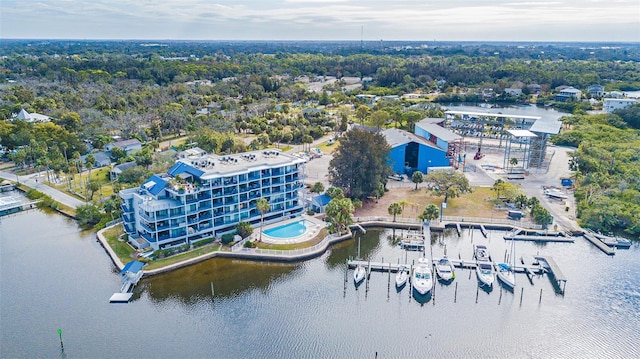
259 215 326 244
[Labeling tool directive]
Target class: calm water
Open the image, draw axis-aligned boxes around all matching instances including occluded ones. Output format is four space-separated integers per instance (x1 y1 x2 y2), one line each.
2 209 639 358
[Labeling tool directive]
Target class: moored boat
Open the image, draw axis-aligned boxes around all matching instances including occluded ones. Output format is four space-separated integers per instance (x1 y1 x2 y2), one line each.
412 258 433 295
476 261 494 287
395 265 409 288
435 257 455 282
496 262 515 289
473 244 491 262
354 265 366 285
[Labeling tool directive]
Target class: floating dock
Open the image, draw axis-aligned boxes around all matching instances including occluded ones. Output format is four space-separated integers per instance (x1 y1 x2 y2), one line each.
535 256 567 293
503 235 574 243
479 225 487 238
347 258 544 275
583 233 615 255
0 197 39 216
109 260 144 303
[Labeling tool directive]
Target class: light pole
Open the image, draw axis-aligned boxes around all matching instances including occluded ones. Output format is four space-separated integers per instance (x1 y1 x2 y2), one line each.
440 202 447 222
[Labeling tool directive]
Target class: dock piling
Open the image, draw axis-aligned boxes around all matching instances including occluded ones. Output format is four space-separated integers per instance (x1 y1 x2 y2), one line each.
539 288 543 304
520 287 524 306
454 282 458 303
475 285 479 304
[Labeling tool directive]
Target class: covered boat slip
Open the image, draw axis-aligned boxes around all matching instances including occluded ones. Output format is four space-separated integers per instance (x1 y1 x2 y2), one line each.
109 260 145 303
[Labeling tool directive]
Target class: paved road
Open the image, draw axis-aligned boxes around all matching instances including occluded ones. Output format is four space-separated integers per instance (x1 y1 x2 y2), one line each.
0 169 86 209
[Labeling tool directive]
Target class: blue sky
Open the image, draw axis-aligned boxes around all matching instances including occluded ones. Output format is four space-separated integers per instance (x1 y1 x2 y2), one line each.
1 0 639 41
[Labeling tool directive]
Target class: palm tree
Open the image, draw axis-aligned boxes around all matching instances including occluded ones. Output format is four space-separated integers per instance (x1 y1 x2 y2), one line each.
411 171 424 190
397 200 410 218
418 204 440 223
388 202 402 222
256 198 270 242
509 157 518 173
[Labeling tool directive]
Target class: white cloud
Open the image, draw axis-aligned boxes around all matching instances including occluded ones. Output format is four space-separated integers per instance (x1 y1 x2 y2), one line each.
1 0 638 41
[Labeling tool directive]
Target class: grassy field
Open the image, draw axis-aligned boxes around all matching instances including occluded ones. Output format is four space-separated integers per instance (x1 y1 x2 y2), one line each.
356 186 499 220
51 167 115 202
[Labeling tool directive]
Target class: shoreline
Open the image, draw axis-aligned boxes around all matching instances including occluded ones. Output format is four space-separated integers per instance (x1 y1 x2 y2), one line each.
96 217 546 277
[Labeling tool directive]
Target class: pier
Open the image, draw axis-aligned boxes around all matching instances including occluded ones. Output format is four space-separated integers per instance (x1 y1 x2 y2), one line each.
479 225 487 238
535 256 567 293
503 235 574 243
109 260 144 303
347 258 544 275
0 196 40 216
583 233 615 255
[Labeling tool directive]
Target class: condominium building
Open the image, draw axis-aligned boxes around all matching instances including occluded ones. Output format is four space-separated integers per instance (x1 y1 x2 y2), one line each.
120 149 306 250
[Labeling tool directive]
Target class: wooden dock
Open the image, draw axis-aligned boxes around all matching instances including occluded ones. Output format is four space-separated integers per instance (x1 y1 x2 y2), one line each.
348 258 544 275
479 225 487 238
503 235 574 243
347 260 409 273
583 233 615 255
535 256 567 293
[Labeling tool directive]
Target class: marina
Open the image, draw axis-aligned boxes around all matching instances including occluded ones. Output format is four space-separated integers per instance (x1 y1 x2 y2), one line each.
2 209 639 358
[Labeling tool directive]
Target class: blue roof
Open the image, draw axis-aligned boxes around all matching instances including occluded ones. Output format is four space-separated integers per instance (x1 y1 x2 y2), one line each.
167 162 205 178
312 193 332 206
121 260 145 274
142 175 168 196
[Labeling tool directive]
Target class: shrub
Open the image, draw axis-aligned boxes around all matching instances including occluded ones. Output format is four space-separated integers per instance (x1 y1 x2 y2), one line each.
192 237 215 247
221 233 236 245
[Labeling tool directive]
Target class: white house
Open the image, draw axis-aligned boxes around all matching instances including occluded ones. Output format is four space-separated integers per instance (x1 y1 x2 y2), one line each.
603 98 638 113
13 109 51 123
555 87 582 102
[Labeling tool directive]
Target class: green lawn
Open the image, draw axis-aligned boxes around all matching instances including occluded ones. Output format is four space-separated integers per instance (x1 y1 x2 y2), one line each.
255 228 328 250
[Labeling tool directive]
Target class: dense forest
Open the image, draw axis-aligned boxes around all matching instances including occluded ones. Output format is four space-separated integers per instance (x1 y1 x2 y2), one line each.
1 40 639 235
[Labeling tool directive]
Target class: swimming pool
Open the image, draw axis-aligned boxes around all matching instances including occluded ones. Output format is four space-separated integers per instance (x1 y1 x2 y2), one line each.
263 220 309 239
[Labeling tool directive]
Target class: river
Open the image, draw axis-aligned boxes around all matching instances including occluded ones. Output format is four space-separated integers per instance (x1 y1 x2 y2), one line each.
1 208 639 358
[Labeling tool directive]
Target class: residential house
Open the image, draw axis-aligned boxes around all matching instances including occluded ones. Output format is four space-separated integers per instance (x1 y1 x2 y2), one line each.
555 87 582 102
13 109 51 123
109 161 138 181
78 151 111 169
603 98 638 113
588 85 605 98
105 139 143 154
505 88 523 96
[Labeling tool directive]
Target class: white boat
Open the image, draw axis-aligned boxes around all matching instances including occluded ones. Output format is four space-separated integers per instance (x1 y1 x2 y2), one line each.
354 265 366 285
496 263 515 289
476 261 494 287
435 257 455 282
412 258 433 295
615 237 632 248
395 265 409 288
474 244 491 262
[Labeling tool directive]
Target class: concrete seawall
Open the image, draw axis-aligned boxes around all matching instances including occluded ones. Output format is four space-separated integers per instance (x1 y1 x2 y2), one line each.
96 218 546 277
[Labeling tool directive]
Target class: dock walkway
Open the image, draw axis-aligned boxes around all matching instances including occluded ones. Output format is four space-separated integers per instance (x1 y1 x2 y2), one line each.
503 235 574 243
583 233 615 255
535 256 567 292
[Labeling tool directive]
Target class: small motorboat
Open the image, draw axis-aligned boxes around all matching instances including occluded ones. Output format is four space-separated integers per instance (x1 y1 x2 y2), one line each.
435 257 455 282
476 261 494 287
354 265 366 285
395 265 409 288
474 244 491 262
496 262 515 289
412 258 433 295
615 237 632 248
